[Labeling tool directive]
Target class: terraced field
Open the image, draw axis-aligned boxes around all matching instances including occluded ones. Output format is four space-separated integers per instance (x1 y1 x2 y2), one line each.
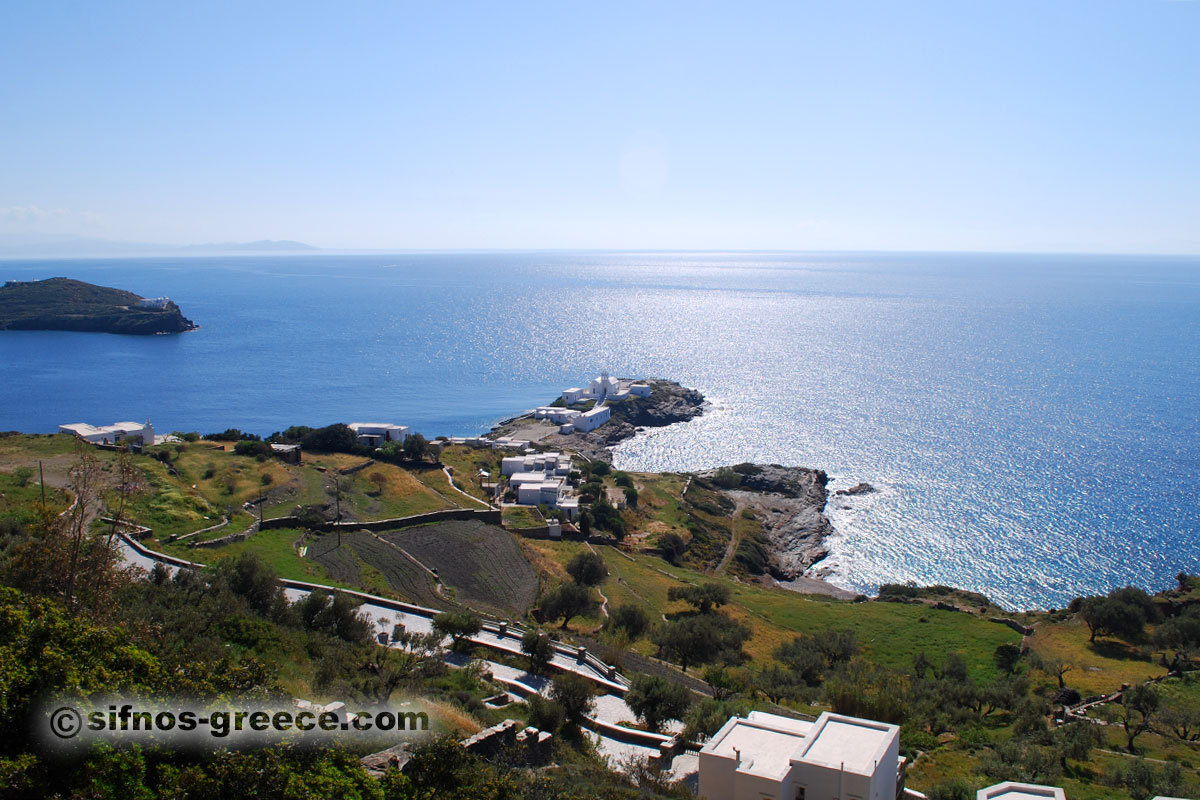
309 531 445 609
383 520 539 617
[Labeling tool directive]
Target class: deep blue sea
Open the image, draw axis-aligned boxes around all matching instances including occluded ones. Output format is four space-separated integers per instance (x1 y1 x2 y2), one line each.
2 252 1197 609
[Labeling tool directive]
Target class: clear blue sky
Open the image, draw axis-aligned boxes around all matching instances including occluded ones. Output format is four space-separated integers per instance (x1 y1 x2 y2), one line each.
1 1 1197 253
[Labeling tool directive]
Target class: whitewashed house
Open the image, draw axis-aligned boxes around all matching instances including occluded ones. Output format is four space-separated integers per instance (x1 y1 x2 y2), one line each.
347 422 410 449
574 405 611 432
534 407 583 425
59 420 155 446
501 452 572 477
699 711 904 800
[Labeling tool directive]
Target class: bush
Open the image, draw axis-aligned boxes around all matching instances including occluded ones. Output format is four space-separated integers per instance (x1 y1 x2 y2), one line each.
625 675 692 732
233 440 272 459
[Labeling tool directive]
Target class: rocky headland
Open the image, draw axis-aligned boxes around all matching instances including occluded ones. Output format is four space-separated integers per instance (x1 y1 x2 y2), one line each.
0 277 196 335
699 463 836 581
537 379 707 460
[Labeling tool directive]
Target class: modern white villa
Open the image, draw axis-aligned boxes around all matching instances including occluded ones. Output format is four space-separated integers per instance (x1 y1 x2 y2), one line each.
699 710 904 800
499 451 578 516
59 420 156 446
347 422 410 449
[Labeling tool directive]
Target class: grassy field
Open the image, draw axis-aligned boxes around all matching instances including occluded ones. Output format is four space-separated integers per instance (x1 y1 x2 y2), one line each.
0 467 69 521
1026 615 1167 696
521 537 1022 680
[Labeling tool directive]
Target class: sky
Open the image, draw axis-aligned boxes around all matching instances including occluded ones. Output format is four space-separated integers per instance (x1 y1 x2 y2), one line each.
1 1 1197 254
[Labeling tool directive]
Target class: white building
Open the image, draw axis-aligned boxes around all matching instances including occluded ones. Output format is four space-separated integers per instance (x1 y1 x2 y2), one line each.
501 452 572 477
976 783 1066 800
699 710 904 800
574 405 611 432
347 422 410 449
59 420 155 446
136 296 170 310
534 406 583 425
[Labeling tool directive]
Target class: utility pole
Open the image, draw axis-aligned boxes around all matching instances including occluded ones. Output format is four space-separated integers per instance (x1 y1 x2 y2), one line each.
335 475 341 547
38 461 45 507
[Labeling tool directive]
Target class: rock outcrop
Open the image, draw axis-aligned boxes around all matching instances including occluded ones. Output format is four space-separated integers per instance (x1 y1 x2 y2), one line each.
704 464 834 580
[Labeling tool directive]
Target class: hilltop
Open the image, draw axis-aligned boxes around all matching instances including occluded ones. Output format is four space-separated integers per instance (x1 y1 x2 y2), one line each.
0 277 197 334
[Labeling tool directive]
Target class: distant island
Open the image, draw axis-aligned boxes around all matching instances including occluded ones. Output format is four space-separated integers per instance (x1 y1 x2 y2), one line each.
0 234 318 257
0 277 197 335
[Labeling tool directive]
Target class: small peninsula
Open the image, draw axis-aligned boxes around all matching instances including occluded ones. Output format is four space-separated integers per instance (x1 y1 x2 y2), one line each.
0 277 196 335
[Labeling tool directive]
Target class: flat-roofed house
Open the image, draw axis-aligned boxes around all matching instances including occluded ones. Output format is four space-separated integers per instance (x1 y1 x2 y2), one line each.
59 420 155 446
699 710 904 800
574 405 610 432
976 783 1066 800
347 423 409 449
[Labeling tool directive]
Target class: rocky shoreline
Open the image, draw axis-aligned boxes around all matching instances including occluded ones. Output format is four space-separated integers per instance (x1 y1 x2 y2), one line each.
700 464 836 582
535 379 707 461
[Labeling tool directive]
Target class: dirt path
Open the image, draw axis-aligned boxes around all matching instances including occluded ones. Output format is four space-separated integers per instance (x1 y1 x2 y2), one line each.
585 541 610 618
714 500 746 574
442 466 494 510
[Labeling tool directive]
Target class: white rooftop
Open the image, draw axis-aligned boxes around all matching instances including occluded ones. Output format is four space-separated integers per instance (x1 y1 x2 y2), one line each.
348 422 406 430
798 714 898 776
978 782 1067 800
707 717 811 780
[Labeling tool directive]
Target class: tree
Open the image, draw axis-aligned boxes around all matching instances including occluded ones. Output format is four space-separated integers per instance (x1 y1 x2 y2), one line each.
1029 651 1073 688
521 628 554 674
702 665 747 700
367 471 387 496
539 582 595 629
1153 607 1200 669
566 551 608 587
1084 594 1147 642
1120 684 1160 752
550 672 596 726
658 532 687 565
774 637 826 685
300 423 361 454
526 693 565 733
219 552 287 619
652 613 751 672
432 611 481 651
668 582 731 614
623 486 638 508
626 675 693 732
402 433 430 461
607 603 650 640
577 510 592 537
994 642 1023 674
683 697 751 743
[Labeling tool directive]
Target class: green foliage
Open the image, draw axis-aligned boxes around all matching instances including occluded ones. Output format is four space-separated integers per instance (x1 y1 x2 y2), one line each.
539 582 596 629
1078 586 1159 643
521 628 554 674
683 697 751 743
234 439 274 458
550 672 596 725
606 603 650 640
625 674 692 732
432 611 481 650
651 613 751 672
588 497 625 539
205 428 260 441
667 582 731 614
526 693 565 733
301 424 364 455
657 532 687 565
566 551 608 587
994 642 1022 673
711 467 741 489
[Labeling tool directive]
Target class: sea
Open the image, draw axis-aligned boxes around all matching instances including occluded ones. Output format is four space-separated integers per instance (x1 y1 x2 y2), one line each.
1 251 1197 610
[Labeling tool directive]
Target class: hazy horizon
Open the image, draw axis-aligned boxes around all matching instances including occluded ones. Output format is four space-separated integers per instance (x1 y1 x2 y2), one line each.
3 2 1198 255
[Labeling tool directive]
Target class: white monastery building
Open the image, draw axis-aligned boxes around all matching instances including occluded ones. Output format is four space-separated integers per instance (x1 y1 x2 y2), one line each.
699 710 904 800
347 423 410 449
59 420 156 446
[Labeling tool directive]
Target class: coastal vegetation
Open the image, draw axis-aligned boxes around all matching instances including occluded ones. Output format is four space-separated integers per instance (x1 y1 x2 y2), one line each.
2 431 1200 798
